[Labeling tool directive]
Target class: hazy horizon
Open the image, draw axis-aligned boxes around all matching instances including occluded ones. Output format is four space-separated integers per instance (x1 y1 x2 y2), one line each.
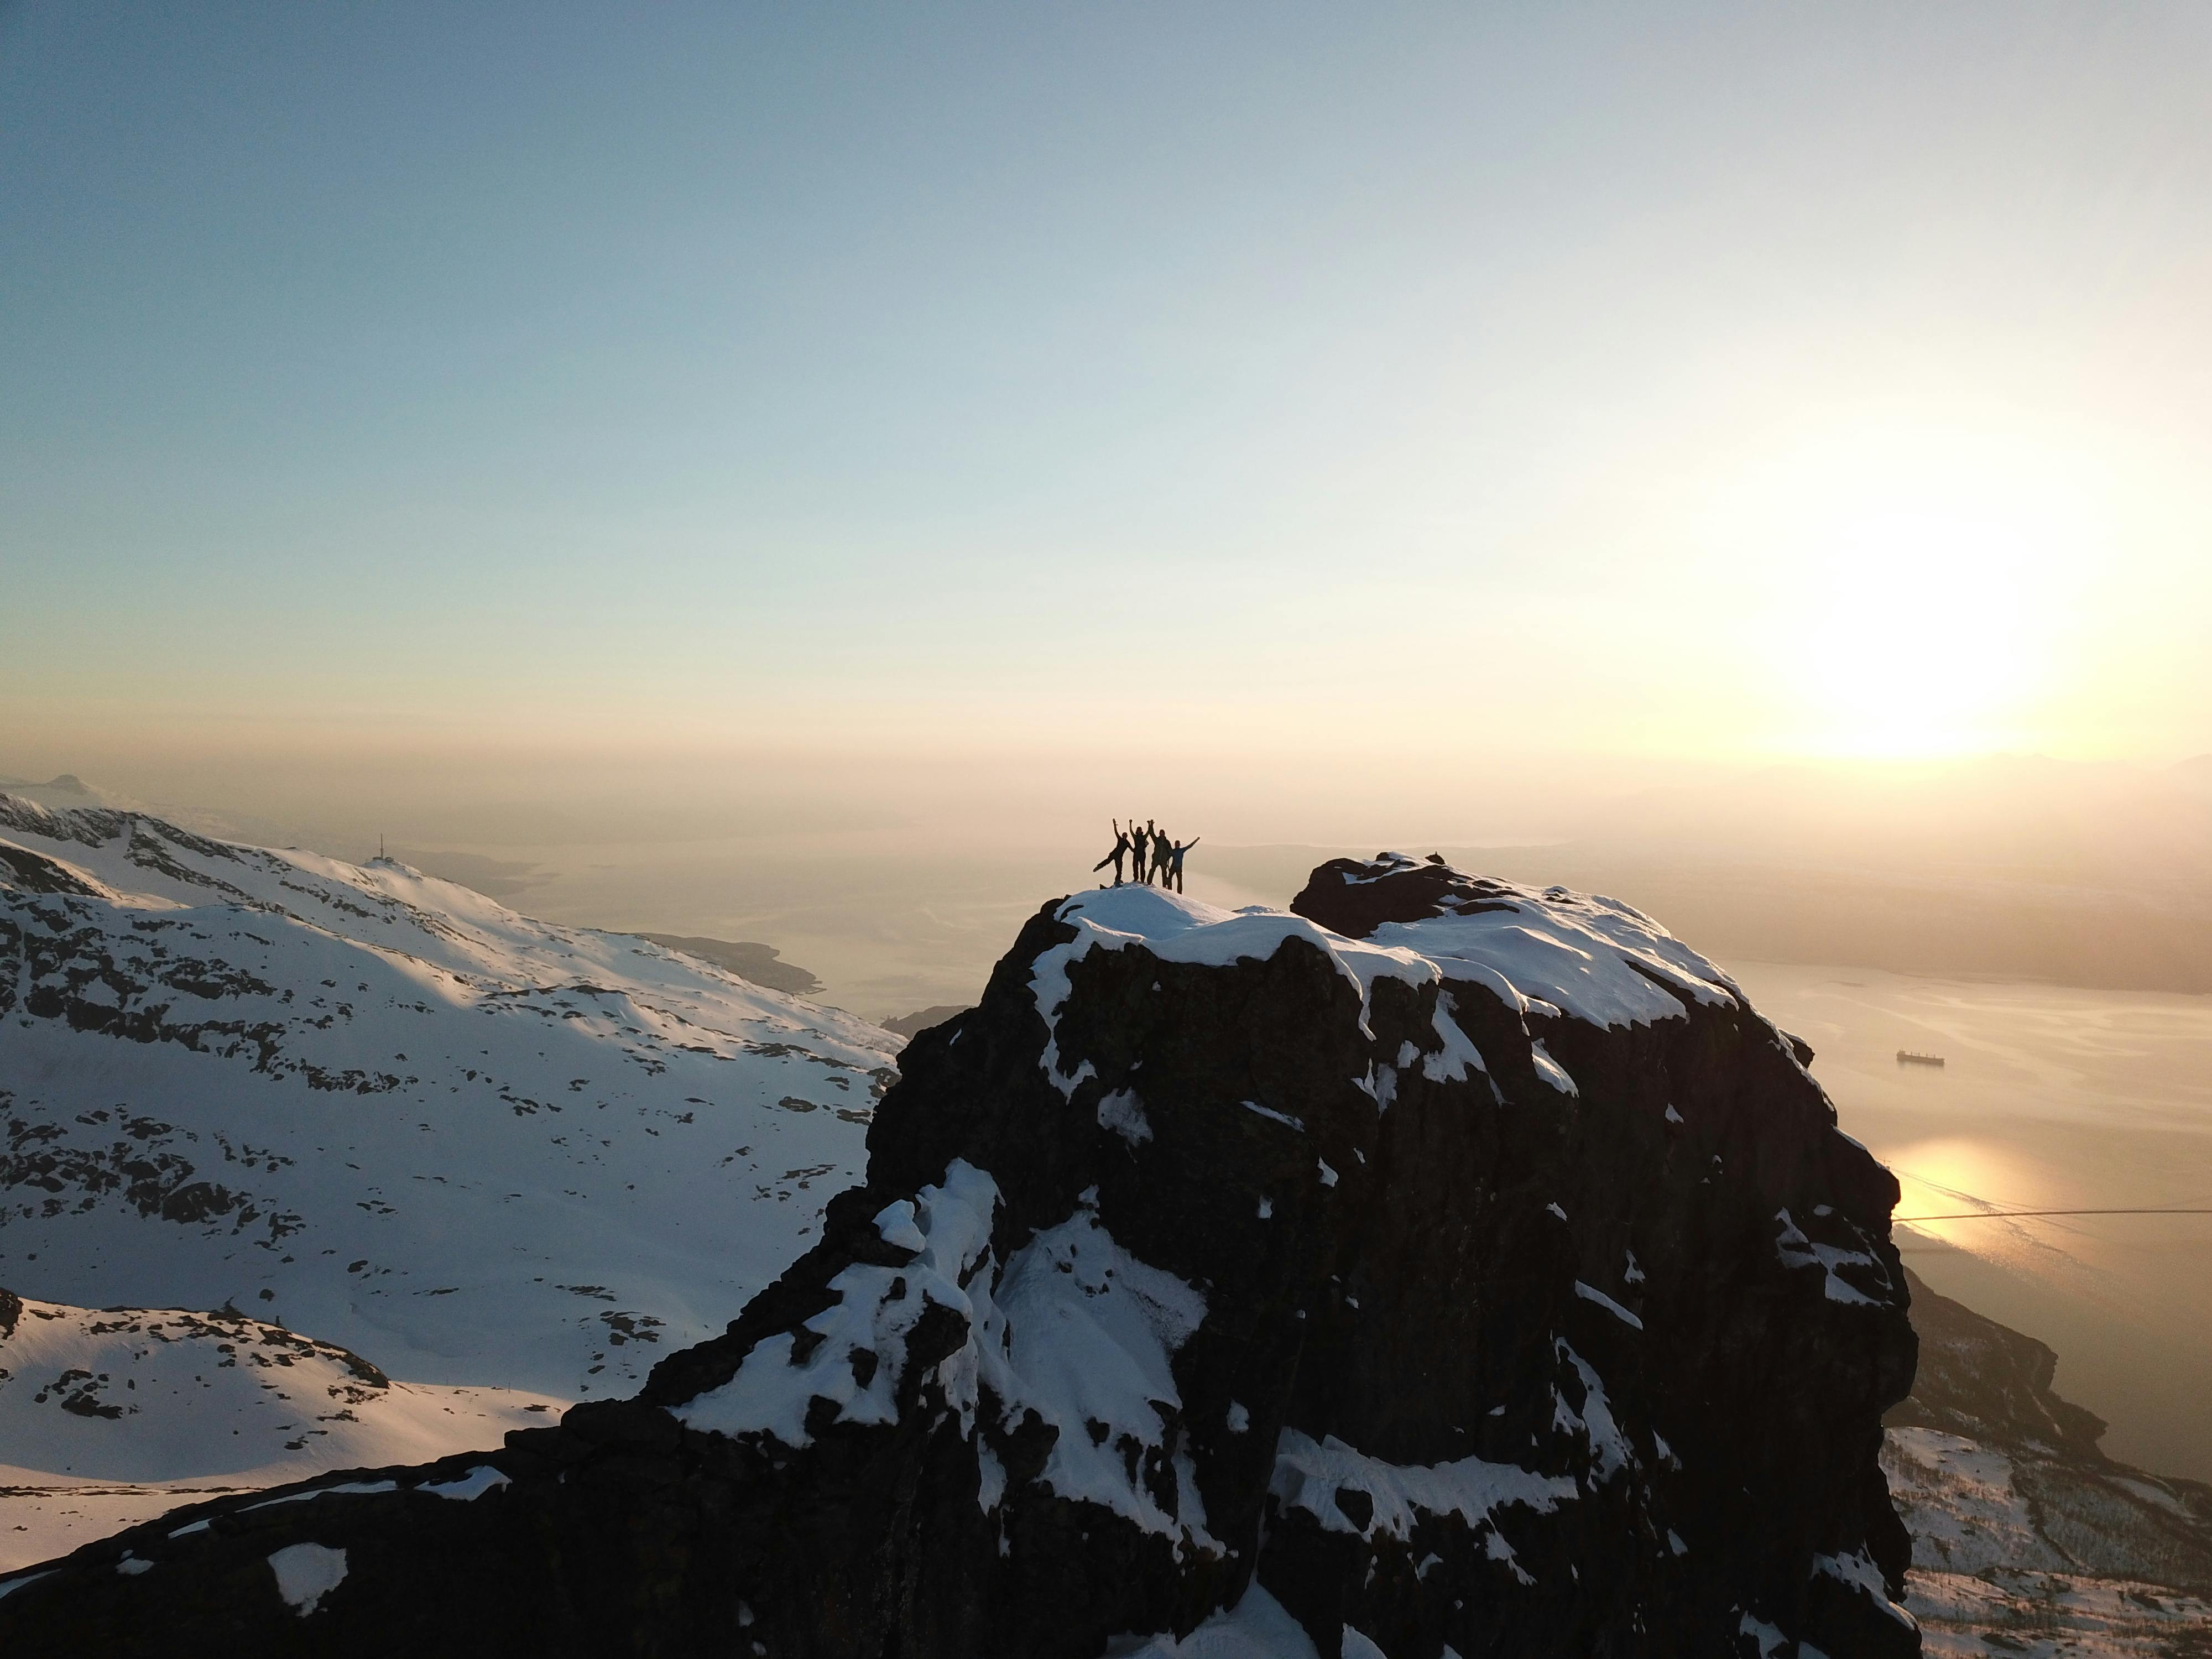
8 2 2212 781
7 747 2211 1017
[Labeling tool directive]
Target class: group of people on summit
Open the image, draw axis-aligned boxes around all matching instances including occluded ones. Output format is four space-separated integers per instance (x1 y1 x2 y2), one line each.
1095 818 1199 891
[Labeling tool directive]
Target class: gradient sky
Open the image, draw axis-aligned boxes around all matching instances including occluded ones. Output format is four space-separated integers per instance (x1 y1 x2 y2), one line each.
6 1 2211 790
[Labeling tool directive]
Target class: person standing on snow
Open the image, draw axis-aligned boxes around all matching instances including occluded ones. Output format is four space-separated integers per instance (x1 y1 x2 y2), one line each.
1093 820 1133 885
1129 820 1151 885
1167 836 1199 893
1150 823 1172 886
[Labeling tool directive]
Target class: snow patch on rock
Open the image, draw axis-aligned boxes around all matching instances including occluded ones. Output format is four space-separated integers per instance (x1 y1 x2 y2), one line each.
267 1541 346 1616
1347 860 1739 1030
420 1465 510 1501
1270 1426 1578 1543
1774 1210 1886 1306
678 1161 1215 1547
1113 1582 1321 1659
1029 887 1436 1093
1097 1089 1153 1147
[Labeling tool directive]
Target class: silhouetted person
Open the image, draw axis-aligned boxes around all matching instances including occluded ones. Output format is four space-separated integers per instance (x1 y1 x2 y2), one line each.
1093 820 1132 885
1130 820 1151 885
1150 825 1172 886
1167 836 1199 893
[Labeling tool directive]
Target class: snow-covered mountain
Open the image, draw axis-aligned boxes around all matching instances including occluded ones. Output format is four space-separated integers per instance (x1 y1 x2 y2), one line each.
0 794 899 1401
1882 1269 2212 1656
0 1287 561 1569
0 776 111 812
12 819 2209 1651
0 857 1926 1656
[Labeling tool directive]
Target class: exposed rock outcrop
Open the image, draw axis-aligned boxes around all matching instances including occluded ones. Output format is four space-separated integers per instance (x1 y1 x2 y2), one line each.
0 858 1920 1657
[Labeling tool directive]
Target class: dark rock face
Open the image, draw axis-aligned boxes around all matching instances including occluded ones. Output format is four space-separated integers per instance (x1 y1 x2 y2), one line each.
0 859 1920 1657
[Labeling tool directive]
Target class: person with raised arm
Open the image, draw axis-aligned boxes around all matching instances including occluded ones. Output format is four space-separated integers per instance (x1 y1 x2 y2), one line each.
1129 819 1151 885
1092 820 1133 886
1166 835 1199 893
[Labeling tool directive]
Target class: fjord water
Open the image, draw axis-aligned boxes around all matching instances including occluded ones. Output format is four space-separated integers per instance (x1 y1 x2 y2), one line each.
1733 963 2212 1481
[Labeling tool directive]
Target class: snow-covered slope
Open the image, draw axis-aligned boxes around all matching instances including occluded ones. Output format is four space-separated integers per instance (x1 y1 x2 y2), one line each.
0 794 898 1397
1886 1431 2212 1656
0 1289 561 1483
0 1288 561 1568
1882 1269 2212 1654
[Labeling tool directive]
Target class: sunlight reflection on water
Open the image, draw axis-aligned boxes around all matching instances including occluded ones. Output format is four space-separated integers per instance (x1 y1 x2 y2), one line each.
1730 962 2212 1480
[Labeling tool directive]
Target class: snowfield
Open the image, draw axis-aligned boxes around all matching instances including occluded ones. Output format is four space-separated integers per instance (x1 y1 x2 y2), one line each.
0 792 895 1396
1885 1428 2212 1656
0 1291 559 1569
0 794 897 1550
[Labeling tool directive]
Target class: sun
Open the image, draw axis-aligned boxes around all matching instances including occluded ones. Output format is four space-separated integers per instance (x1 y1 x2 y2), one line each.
1733 420 2102 758
1792 508 2049 756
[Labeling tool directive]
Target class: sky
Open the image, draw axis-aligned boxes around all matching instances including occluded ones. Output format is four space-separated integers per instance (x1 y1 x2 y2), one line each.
5 0 2212 822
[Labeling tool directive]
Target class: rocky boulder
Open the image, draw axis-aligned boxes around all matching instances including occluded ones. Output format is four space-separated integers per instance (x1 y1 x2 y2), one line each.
0 858 1919 1657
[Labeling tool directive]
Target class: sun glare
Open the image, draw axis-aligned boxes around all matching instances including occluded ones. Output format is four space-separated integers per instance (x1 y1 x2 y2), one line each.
1731 420 2105 759
1793 509 2051 756
1885 1134 2058 1260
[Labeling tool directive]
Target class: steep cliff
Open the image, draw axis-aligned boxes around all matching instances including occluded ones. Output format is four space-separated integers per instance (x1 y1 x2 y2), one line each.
0 858 1919 1657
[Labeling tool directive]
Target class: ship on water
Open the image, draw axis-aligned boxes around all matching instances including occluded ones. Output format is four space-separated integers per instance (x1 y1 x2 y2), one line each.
1896 1050 1946 1067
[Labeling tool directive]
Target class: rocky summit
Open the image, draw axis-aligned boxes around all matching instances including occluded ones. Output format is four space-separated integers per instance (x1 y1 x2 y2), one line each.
0 856 1919 1657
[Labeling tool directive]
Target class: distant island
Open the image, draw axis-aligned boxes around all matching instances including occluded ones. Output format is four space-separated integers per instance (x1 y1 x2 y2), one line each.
635 934 823 997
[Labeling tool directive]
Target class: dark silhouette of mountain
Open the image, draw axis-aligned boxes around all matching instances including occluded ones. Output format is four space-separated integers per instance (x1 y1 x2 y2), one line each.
880 1003 971 1040
1890 1267 2112 1462
0 857 1918 1657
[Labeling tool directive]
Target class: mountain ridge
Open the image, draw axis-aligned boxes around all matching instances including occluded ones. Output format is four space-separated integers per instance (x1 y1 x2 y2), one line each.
0 792 897 1397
